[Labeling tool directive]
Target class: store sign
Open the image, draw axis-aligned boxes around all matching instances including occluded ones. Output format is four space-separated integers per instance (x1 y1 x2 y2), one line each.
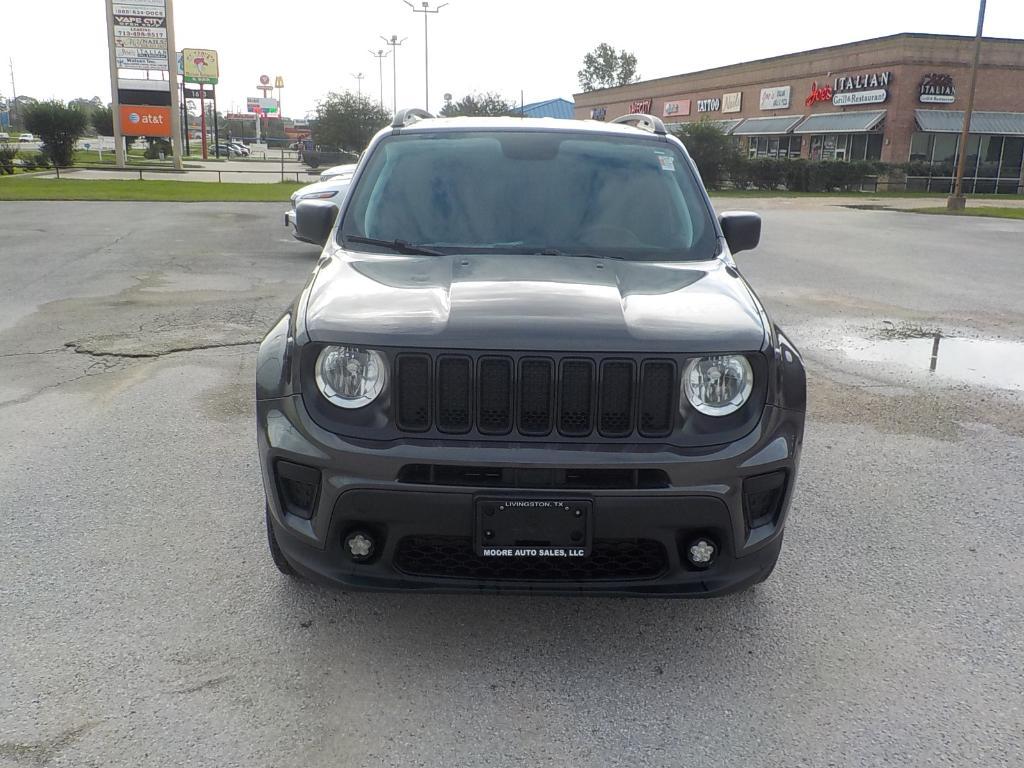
759 86 791 110
829 70 890 106
118 104 171 136
226 112 257 121
247 97 280 117
629 98 653 115
182 86 213 100
590 107 607 121
805 81 833 107
696 98 721 113
919 73 955 104
722 92 742 113
182 48 219 84
111 0 168 71
662 99 690 117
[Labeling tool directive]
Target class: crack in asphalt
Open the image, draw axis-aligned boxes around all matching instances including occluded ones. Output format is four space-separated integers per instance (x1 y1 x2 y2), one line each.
0 721 101 766
63 339 260 359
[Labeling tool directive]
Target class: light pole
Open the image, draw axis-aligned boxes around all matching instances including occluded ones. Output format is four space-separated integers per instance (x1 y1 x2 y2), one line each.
352 72 365 99
948 0 987 210
369 48 390 109
381 35 406 114
403 1 447 112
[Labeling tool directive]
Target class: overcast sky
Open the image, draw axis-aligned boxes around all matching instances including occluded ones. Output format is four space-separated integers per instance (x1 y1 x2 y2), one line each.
1 0 1022 118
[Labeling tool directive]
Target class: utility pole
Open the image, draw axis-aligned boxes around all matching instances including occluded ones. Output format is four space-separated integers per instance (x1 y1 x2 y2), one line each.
948 0 986 210
165 0 183 170
403 1 447 112
8 59 17 129
352 72 365 100
381 35 406 114
369 49 390 109
103 3 126 167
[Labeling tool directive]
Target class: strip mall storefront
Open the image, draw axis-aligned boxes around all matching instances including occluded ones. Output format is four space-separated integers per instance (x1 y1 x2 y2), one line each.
573 33 1024 193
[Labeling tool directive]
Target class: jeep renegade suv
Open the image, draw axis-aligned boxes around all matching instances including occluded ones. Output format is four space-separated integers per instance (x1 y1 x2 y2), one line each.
256 109 806 596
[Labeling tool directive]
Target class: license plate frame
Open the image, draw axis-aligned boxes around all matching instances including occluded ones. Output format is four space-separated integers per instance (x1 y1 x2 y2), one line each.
474 497 591 558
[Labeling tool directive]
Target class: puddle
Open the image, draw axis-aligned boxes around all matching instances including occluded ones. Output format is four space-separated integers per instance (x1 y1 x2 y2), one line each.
843 334 1024 391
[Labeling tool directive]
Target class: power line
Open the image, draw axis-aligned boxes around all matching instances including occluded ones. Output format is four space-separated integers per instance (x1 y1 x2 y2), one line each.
403 1 448 112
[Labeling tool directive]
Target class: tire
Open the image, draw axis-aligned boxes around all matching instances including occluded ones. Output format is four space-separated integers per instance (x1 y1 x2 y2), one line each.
265 500 301 578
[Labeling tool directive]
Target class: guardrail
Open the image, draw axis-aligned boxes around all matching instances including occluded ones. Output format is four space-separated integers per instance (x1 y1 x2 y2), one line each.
55 165 314 183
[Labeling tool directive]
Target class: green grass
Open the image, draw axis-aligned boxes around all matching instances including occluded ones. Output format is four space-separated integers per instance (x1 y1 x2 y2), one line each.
0 176 301 202
913 206 1024 220
711 189 1024 200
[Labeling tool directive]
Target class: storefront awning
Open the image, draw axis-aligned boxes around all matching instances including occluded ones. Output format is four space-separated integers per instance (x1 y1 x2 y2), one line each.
793 110 886 134
731 115 804 136
706 118 744 135
915 110 1024 135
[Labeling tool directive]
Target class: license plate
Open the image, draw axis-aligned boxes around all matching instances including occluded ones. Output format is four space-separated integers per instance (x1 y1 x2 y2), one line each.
475 498 591 558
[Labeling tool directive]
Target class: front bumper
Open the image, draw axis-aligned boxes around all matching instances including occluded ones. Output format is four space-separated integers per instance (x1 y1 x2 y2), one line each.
258 395 803 596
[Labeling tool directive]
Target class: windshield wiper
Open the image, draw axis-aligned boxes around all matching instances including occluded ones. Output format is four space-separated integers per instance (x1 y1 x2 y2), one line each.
534 248 626 261
344 235 446 257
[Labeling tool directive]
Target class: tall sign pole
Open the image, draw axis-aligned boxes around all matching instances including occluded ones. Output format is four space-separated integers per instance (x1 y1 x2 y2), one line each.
104 0 126 167
403 2 447 113
948 0 986 210
165 0 183 169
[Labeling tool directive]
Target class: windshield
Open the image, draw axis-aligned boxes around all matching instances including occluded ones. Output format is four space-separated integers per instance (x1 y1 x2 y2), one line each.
338 130 718 261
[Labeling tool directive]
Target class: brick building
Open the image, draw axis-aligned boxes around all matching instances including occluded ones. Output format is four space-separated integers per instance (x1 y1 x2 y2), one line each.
573 33 1024 193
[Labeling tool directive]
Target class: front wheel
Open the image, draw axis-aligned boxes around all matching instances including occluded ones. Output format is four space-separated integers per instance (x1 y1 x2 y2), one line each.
265 500 301 577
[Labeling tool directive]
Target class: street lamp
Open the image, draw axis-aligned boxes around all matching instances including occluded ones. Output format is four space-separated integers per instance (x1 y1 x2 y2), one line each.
369 48 390 109
403 1 448 112
352 72 365 99
381 35 407 114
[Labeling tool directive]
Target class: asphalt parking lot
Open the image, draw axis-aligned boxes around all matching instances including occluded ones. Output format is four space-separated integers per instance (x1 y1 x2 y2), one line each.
2 199 1022 767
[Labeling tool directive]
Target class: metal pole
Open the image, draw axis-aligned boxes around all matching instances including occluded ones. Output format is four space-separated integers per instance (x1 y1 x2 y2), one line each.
104 0 126 167
165 0 183 170
212 87 220 158
369 49 389 109
948 0 986 210
200 89 208 160
381 36 406 114
403 2 447 111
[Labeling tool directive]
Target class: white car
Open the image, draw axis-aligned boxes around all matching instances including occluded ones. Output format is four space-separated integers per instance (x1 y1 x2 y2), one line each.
319 163 358 182
285 176 353 243
18 133 35 143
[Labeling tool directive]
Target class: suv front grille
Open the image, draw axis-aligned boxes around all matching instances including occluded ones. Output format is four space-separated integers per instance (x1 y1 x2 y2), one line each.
393 352 677 439
394 536 668 581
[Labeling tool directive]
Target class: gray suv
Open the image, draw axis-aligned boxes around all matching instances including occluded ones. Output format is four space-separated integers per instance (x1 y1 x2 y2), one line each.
257 109 806 596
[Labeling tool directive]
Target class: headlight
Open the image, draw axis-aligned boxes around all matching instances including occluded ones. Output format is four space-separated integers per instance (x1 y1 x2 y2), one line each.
315 346 387 408
682 355 753 416
300 190 338 200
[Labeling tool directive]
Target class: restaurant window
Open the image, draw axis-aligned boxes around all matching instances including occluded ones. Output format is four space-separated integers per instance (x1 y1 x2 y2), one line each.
905 132 1024 194
808 134 881 162
747 135 802 159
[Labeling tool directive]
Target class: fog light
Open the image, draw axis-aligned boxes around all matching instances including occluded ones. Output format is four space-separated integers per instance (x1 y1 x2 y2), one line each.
344 530 376 562
687 537 716 568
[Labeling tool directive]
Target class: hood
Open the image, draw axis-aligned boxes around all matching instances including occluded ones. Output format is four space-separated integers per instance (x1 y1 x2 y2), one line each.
304 250 767 353
290 177 352 205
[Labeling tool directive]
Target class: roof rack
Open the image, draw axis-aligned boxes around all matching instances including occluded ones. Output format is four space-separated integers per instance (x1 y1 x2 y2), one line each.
392 108 434 128
610 113 667 135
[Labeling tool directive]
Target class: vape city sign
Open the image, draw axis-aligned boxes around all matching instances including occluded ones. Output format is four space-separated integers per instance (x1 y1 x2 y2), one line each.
628 98 653 115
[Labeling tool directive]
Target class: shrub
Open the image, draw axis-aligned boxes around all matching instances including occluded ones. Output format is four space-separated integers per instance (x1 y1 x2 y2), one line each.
750 158 785 190
32 151 50 168
671 120 739 190
725 155 753 190
144 138 172 159
23 100 88 167
0 144 17 175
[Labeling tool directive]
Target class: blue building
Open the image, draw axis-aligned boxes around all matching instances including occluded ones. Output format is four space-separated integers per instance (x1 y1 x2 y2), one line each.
517 98 575 120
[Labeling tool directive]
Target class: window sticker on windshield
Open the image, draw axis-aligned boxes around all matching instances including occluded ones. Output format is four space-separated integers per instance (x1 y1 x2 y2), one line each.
658 154 675 171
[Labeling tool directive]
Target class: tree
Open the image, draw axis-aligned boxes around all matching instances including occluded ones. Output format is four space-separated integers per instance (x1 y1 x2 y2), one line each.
439 92 517 117
23 100 88 167
92 106 114 137
577 43 639 92
313 91 390 152
671 120 739 190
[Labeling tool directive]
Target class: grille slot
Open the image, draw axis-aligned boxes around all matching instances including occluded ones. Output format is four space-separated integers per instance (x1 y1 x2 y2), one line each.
395 354 431 431
559 359 595 436
394 536 668 581
599 360 636 437
518 358 554 435
436 356 472 433
398 464 670 489
477 357 513 434
638 360 676 437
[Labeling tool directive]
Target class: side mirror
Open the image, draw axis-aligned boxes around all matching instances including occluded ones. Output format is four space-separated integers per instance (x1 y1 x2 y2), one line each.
719 211 761 254
294 200 338 246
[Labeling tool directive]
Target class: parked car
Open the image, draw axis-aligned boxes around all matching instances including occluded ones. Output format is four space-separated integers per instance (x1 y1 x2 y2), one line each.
210 143 243 157
319 163 358 182
284 177 352 242
0 132 10 142
260 110 806 596
228 141 250 157
18 133 34 142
